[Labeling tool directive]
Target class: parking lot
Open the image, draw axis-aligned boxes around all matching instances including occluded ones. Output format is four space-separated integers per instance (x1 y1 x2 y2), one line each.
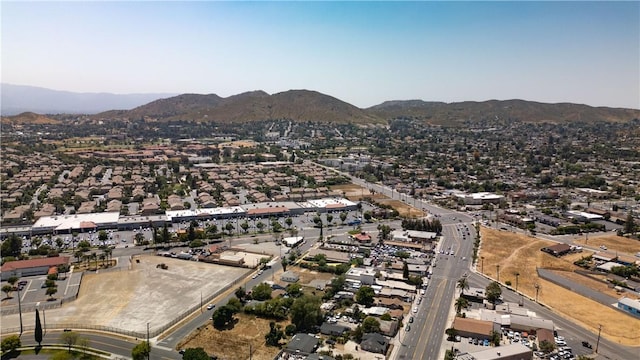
1 255 249 335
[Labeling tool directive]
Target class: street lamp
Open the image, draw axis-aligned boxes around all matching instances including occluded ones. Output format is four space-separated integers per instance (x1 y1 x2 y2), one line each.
595 324 602 353
515 272 520 292
534 283 540 302
496 264 500 282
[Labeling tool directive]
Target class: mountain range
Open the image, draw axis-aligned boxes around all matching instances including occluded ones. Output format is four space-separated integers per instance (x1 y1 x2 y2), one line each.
2 84 639 125
1 83 176 115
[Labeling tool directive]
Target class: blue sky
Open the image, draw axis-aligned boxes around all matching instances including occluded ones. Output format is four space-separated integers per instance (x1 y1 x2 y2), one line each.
2 1 638 109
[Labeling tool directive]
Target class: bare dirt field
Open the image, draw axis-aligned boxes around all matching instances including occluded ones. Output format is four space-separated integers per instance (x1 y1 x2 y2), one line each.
0 255 249 335
177 313 286 360
573 234 640 255
478 227 640 345
330 184 424 218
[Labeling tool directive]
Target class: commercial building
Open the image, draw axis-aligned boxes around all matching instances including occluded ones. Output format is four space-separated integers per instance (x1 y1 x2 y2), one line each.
1 256 70 280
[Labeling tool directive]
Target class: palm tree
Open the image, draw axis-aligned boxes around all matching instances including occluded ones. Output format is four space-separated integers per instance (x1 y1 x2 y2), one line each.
454 297 469 315
457 277 470 293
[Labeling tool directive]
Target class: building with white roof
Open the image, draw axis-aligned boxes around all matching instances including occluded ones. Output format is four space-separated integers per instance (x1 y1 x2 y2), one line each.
32 212 120 233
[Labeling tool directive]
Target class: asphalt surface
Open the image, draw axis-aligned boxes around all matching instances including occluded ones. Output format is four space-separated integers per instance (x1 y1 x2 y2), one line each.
537 268 619 307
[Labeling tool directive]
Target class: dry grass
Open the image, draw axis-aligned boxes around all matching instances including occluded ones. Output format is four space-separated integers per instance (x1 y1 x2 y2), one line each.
573 234 640 255
478 227 640 345
177 313 286 360
330 184 424 218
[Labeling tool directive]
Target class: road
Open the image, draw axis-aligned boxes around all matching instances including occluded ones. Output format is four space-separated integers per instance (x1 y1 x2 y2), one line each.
19 331 177 360
396 210 476 360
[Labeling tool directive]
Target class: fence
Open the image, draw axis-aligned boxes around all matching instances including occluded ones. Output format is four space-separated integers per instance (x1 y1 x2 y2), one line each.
1 273 83 316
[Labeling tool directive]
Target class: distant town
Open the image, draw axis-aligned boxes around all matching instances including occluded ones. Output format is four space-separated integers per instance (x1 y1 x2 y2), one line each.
1 111 639 360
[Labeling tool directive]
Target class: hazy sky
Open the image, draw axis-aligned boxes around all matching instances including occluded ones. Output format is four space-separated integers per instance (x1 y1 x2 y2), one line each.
2 1 639 109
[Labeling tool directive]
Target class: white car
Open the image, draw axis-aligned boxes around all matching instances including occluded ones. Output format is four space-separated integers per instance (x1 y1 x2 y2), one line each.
206 304 216 310
413 307 418 313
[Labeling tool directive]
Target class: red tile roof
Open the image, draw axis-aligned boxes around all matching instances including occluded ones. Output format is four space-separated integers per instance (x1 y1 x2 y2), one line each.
1 256 70 272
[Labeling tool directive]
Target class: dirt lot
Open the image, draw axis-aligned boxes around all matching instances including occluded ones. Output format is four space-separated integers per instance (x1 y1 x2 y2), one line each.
573 234 640 255
177 313 286 360
330 184 424 218
0 255 249 334
478 227 640 345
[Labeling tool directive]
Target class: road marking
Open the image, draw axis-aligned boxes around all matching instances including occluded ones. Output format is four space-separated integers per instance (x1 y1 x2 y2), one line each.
412 279 447 358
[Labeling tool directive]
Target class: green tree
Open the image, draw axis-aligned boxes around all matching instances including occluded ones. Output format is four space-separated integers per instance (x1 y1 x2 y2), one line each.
227 297 243 313
361 316 381 333
624 211 636 234
285 217 293 228
134 232 145 245
281 258 288 272
46 286 58 299
490 330 501 346
457 277 470 293
240 221 250 233
212 305 235 329
252 283 273 301
131 341 151 360
445 327 458 341
402 261 409 279
290 295 323 332
485 281 502 305
1 335 21 353
355 286 375 306
225 222 235 235
98 230 108 245
1 234 22 257
35 309 43 346
2 285 14 299
60 331 79 353
265 321 285 347
183 347 210 360
7 276 19 287
235 287 246 301
286 283 303 298
256 221 266 232
454 297 469 315
539 339 555 353
340 212 348 224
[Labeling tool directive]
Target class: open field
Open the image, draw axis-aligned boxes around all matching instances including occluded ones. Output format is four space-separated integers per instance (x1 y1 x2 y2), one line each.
573 234 640 255
478 227 640 345
330 184 424 218
177 313 285 360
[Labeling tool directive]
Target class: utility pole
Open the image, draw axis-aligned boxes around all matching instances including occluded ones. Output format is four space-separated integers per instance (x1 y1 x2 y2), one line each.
200 291 203 313
596 324 602 353
147 322 150 360
481 256 484 274
17 287 23 335
43 308 47 336
496 264 500 282
534 283 540 302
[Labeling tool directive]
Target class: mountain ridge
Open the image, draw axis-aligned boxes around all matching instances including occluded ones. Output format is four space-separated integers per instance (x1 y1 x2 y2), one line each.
2 84 638 124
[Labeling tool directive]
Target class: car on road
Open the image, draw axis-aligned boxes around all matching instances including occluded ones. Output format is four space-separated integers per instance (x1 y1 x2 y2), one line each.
581 341 592 348
252 273 258 279
206 304 216 310
409 316 414 323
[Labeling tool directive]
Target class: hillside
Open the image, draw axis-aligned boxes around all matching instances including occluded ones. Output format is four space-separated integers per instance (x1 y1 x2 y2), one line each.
98 89 384 124
0 112 61 125
368 99 640 125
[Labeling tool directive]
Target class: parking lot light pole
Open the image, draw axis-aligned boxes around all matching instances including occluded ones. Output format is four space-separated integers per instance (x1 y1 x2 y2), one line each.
17 287 23 335
595 324 602 353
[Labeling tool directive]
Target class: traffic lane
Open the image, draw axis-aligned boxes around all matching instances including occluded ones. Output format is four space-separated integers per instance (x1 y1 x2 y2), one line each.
466 273 637 360
20 331 179 360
